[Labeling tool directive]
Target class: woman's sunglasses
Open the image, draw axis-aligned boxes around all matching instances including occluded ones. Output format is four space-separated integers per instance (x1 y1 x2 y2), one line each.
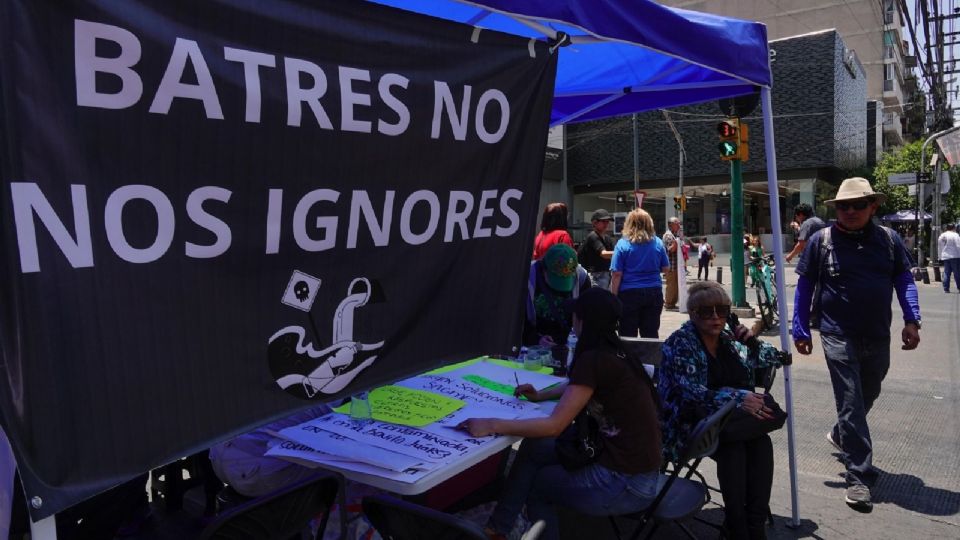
693 304 731 319
835 199 872 211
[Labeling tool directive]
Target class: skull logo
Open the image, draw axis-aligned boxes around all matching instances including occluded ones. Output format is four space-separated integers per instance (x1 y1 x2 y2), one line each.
293 280 310 302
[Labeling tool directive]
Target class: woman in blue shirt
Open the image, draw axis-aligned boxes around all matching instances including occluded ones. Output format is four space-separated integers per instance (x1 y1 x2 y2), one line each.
610 209 670 337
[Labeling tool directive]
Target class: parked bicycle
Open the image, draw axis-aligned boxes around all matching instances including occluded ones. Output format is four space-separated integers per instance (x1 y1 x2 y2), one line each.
747 254 778 329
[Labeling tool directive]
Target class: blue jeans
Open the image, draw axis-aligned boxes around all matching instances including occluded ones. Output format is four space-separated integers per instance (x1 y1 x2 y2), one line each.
488 437 659 540
618 286 664 338
821 333 891 487
943 258 960 292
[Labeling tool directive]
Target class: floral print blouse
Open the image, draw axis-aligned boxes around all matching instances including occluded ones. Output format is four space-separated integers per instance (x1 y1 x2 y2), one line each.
659 321 782 462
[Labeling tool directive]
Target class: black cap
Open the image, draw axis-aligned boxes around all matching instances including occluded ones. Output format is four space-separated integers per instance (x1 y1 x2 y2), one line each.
591 209 613 222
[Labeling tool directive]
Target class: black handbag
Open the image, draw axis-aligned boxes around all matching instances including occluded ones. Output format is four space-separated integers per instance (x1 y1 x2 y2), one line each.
555 410 604 470
721 393 787 443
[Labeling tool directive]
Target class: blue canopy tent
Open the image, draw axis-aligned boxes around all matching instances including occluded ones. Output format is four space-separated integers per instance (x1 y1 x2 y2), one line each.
882 210 933 222
373 0 801 528
374 0 772 124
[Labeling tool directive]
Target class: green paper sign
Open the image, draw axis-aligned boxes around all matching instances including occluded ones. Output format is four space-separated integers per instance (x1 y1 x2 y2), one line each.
462 374 525 399
332 385 464 427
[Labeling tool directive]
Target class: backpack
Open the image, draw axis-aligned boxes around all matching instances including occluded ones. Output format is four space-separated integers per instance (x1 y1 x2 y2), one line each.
810 225 896 328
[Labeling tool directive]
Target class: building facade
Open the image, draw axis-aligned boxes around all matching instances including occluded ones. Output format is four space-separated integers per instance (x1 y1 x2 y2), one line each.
660 0 915 148
563 30 866 252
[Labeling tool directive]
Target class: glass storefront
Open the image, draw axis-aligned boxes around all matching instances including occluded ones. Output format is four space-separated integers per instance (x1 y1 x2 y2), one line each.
571 178 815 253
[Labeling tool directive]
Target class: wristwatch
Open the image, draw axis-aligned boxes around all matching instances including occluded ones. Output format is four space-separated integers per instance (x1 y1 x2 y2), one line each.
906 320 921 330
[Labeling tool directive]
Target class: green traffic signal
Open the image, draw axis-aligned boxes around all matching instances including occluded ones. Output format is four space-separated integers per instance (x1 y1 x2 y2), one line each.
719 141 738 157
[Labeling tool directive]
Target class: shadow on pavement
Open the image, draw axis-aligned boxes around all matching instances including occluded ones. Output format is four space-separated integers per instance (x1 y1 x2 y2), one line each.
822 467 960 517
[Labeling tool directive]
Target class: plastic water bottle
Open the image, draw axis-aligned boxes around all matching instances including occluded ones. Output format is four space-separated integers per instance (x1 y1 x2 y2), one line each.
518 346 529 365
350 391 372 423
565 331 578 375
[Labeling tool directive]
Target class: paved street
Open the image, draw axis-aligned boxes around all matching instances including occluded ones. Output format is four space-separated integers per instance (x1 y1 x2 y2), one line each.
559 260 960 539
135 259 960 540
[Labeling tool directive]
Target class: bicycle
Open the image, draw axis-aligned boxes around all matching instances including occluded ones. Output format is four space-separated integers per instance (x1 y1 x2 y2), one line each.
747 254 778 330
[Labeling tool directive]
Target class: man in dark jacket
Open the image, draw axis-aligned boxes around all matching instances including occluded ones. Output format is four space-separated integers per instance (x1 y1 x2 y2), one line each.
792 178 921 511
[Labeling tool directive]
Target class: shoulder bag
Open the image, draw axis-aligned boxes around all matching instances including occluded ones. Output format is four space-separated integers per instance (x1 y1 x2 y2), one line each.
555 409 604 471
721 393 787 443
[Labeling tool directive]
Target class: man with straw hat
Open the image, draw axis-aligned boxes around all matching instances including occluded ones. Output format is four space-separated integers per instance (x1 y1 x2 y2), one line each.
791 177 921 511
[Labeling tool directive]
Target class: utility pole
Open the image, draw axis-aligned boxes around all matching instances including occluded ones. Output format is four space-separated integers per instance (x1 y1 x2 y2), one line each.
663 110 687 312
717 117 749 307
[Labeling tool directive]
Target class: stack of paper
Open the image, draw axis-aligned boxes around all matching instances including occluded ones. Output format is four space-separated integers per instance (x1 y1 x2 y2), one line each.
268 362 559 483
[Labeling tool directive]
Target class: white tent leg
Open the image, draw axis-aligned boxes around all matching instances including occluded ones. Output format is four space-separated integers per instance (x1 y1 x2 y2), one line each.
761 87 800 528
30 514 57 539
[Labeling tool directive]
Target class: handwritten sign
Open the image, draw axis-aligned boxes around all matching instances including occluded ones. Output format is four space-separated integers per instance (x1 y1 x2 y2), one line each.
276 423 432 472
462 375 518 397
395 374 542 415
265 439 434 484
447 361 566 391
331 385 464 427
302 413 494 462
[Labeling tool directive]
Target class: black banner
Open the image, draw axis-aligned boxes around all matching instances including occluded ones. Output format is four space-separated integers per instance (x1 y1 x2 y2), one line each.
0 0 556 518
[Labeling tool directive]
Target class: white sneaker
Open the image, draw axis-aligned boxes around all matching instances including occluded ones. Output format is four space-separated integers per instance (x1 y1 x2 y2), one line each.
826 431 841 452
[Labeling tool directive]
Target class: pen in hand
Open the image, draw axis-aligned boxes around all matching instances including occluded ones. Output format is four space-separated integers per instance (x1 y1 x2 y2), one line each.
514 372 522 399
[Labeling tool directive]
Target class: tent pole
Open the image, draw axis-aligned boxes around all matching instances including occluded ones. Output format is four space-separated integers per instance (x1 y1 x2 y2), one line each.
30 515 56 539
761 87 800 528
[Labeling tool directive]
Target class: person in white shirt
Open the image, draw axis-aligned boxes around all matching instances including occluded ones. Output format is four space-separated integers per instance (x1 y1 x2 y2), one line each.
938 223 960 293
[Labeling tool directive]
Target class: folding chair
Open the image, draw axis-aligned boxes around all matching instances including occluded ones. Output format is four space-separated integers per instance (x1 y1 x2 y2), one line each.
199 472 339 540
609 400 736 540
362 494 488 540
619 336 663 383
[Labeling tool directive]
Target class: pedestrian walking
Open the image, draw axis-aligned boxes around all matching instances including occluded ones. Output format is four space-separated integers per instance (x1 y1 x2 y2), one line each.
785 203 826 264
578 209 615 290
937 223 960 293
792 177 921 511
697 237 713 280
662 217 681 309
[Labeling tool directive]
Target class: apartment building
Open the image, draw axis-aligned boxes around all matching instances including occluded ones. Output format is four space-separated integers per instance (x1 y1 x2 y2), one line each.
660 0 916 148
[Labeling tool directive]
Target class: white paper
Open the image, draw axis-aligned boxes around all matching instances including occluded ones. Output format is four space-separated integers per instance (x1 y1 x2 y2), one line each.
276 423 429 472
395 374 542 415
303 413 483 463
445 360 567 391
433 402 519 428
266 439 434 484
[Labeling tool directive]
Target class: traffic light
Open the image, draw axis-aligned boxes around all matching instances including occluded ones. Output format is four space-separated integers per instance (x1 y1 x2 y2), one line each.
716 118 749 161
672 195 687 212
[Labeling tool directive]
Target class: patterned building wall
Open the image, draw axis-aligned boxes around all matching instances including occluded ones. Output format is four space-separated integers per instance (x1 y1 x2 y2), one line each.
566 30 866 187
832 33 869 170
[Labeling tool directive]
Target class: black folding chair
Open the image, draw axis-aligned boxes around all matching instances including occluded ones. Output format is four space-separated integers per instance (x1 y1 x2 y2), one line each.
199 472 339 540
362 494 488 540
619 336 663 383
609 400 736 540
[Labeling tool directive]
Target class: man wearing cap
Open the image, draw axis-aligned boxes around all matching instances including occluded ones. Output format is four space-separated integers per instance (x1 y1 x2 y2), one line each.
578 209 615 290
524 244 591 347
792 177 921 511
662 217 681 309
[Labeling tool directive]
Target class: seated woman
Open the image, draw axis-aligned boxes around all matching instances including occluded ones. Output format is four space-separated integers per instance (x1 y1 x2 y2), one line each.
460 288 661 540
659 281 784 540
